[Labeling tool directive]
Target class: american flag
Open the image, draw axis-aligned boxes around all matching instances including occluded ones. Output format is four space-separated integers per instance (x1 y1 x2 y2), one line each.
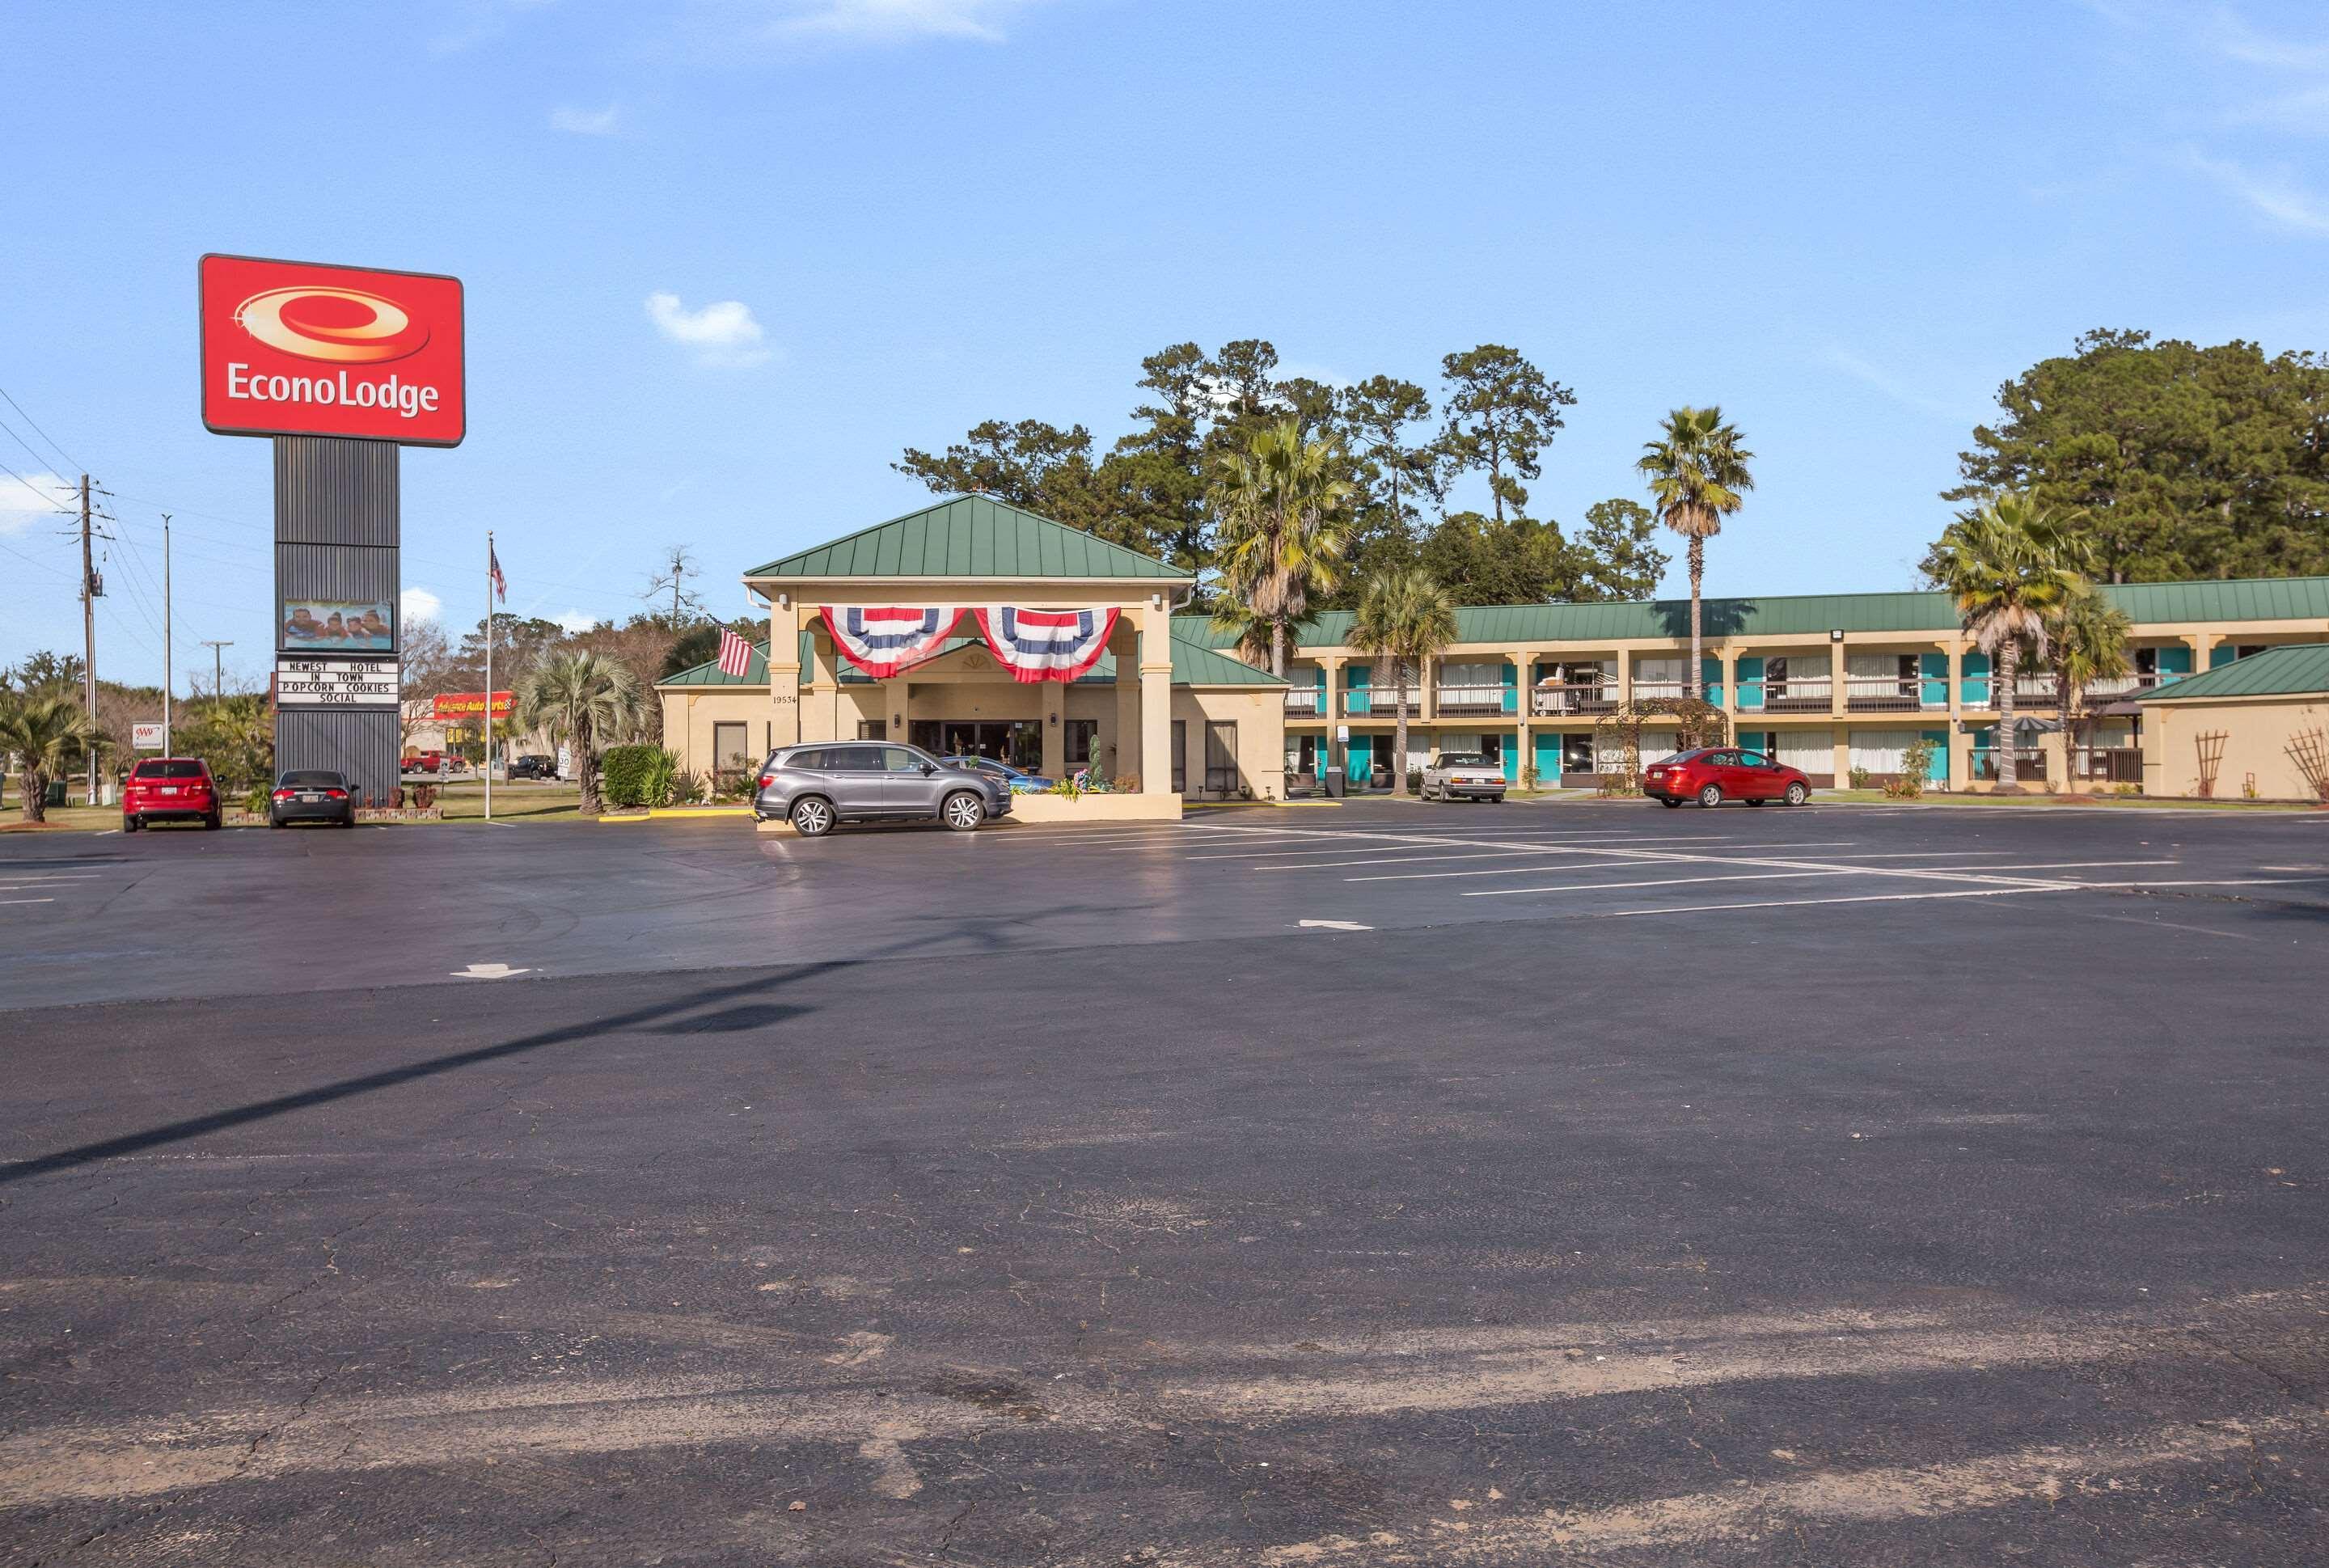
716 626 755 678
488 541 507 603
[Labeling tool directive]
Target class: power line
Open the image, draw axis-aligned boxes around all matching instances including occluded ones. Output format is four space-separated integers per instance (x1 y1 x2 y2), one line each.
0 537 74 579
0 457 68 512
0 413 61 476
0 384 82 472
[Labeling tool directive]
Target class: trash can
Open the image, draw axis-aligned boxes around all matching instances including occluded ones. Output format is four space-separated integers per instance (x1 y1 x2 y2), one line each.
44 780 68 807
1323 765 1345 799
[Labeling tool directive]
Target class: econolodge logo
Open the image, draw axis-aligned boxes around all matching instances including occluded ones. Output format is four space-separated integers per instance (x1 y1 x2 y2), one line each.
236 286 429 364
201 255 465 446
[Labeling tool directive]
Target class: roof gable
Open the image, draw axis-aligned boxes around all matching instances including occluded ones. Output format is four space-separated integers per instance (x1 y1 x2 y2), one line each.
746 495 1189 581
2139 643 2329 702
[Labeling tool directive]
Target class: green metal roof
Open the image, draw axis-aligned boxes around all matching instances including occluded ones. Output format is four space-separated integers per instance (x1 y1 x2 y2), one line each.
659 630 1281 689
1174 576 2329 649
746 495 1189 581
2138 643 2329 702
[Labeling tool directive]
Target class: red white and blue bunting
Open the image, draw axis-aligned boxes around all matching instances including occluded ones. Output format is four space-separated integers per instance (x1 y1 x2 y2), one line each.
821 605 966 679
818 603 1122 683
974 606 1120 684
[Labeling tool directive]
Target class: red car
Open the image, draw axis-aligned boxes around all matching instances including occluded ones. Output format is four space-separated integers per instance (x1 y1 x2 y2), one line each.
1644 746 1811 809
121 757 222 830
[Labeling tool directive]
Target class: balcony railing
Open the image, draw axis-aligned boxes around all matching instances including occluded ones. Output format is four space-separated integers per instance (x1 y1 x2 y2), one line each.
1284 689 1321 716
1844 677 1932 712
1343 690 1423 717
1434 683 1511 716
1628 678 1688 702
1532 683 1618 716
1763 680 1834 712
1957 671 2167 709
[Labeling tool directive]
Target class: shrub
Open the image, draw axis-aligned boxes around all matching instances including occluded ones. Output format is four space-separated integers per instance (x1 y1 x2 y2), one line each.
1848 765 1874 791
1520 763 1541 791
640 747 679 807
599 744 664 808
1884 738 1937 800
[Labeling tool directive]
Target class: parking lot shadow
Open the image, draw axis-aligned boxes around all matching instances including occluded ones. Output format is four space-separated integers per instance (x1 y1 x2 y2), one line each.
0 965 843 1187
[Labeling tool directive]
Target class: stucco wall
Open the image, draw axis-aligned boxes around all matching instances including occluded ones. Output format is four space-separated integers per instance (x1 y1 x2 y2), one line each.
2142 695 2329 801
661 690 781 779
661 678 1288 799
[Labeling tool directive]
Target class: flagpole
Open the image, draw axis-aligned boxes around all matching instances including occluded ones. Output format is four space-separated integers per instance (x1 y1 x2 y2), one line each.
484 528 494 825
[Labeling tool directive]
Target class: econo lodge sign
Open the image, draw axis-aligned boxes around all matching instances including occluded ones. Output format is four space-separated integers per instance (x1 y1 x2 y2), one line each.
200 254 465 446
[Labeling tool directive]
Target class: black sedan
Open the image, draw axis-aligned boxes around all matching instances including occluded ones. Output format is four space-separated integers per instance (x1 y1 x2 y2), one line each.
268 769 357 829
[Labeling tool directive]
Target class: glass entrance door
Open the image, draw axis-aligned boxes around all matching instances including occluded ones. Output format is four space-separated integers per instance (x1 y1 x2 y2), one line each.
913 719 1042 768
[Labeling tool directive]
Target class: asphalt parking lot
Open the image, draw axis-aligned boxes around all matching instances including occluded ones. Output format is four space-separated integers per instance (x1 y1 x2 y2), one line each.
2 799 2326 1565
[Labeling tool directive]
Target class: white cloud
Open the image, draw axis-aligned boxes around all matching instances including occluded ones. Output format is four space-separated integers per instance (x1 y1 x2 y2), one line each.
550 104 621 135
2179 149 2329 235
400 586 443 623
646 291 772 367
2202 10 2329 73
762 0 1040 45
0 470 71 536
1821 349 1980 423
553 608 600 635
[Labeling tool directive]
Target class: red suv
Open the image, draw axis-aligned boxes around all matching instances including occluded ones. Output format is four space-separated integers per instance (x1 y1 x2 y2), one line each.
1644 746 1811 809
122 757 222 831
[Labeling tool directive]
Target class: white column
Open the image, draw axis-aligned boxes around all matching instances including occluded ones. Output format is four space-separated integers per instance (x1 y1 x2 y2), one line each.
1140 604 1174 796
1041 680 1067 777
767 596 801 748
1112 623 1140 782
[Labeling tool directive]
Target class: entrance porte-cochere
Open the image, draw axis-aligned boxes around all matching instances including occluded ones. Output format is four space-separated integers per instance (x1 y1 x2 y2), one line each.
656 497 1291 810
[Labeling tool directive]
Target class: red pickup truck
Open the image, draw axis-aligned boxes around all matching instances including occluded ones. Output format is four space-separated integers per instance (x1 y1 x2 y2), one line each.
404 751 446 775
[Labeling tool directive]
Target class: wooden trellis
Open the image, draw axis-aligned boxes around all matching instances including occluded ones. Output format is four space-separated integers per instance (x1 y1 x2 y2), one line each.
2194 729 2228 800
2287 728 2329 804
1591 698 1727 796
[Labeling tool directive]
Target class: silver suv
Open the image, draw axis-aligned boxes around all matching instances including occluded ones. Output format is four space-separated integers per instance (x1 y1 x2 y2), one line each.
753 742 1011 837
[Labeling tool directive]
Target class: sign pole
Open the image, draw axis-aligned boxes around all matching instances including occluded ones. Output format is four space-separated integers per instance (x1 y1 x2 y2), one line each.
484 528 494 825
162 514 173 757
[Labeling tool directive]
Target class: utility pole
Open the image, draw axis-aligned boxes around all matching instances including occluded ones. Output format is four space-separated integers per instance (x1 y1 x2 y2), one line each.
484 529 494 824
78 475 96 805
162 515 173 756
201 640 233 699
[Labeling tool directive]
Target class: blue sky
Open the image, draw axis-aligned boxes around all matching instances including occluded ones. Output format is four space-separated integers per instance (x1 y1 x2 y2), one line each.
5 0 2328 689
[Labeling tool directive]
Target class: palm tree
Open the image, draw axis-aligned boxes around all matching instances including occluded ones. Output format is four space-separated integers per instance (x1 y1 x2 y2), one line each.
0 693 99 824
1350 568 1458 795
516 649 641 816
1929 492 2089 790
1636 408 1755 699
1209 418 1352 678
1203 596 1288 670
2045 581 2132 784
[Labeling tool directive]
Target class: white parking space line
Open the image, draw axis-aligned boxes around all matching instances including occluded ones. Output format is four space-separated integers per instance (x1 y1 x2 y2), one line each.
1459 861 2178 899
1472 862 2179 899
2049 877 2327 888
1802 850 2017 860
0 898 58 907
1249 848 1696 871
1180 832 1768 862
1342 843 1869 883
1602 886 2071 918
2075 911 2259 940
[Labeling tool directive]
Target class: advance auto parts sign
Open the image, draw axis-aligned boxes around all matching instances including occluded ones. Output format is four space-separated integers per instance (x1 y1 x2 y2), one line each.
277 657 400 708
201 254 464 446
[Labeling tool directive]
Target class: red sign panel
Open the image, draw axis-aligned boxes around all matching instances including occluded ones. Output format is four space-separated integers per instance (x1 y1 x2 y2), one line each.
201 254 465 446
433 691 513 719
